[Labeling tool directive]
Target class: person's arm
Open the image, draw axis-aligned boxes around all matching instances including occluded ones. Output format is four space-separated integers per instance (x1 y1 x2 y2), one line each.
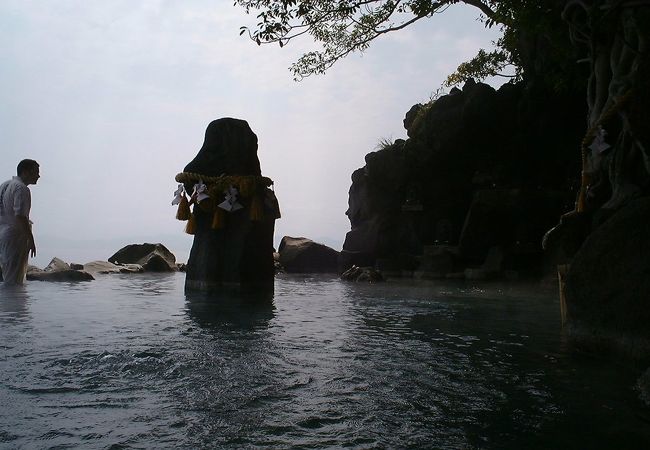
16 215 36 257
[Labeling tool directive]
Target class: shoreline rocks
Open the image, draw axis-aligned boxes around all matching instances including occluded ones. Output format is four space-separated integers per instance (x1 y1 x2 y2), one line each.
27 269 94 282
340 80 583 281
23 243 183 282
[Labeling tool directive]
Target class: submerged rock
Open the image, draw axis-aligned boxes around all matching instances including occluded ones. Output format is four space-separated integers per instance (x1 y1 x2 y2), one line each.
27 269 94 282
341 265 384 282
83 261 143 275
24 257 93 282
26 265 43 275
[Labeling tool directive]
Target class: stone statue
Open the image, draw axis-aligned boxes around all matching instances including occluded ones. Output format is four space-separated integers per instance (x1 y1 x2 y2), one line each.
174 118 280 292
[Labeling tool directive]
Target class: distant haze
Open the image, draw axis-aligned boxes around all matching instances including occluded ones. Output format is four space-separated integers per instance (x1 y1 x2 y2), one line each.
0 1 502 267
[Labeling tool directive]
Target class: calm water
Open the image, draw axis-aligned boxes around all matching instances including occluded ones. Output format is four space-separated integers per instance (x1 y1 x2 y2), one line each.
1 273 648 449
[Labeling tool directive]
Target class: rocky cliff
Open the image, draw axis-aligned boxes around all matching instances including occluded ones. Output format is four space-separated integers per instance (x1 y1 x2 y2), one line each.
341 79 586 279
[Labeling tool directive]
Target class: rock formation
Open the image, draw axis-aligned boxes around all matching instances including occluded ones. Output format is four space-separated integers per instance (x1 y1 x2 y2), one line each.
278 236 339 273
341 80 585 279
26 258 94 282
109 243 177 272
27 269 94 282
564 198 650 357
177 118 280 291
340 265 384 283
549 1 650 358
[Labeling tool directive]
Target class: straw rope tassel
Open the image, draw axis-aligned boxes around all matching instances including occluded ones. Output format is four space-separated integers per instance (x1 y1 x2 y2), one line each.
239 178 254 198
176 194 191 220
249 193 264 221
185 212 197 235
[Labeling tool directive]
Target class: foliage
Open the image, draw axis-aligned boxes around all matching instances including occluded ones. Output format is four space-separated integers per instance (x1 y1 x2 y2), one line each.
444 49 515 87
375 136 395 150
235 0 577 90
236 1 504 80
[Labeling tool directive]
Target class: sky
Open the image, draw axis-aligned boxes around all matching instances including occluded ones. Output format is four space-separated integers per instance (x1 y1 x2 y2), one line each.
0 0 503 267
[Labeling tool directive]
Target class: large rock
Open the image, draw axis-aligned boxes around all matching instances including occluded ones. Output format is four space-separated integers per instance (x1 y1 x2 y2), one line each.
342 80 583 275
26 265 43 275
341 265 384 282
278 236 339 273
44 257 71 272
182 118 279 291
108 243 177 272
24 258 94 282
565 198 650 357
27 269 94 282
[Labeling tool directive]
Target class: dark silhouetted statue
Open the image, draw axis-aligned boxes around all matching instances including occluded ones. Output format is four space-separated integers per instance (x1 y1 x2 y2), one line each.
173 118 280 292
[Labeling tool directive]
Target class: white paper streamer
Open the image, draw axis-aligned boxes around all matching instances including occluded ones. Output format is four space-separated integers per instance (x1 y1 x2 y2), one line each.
171 183 185 205
588 127 611 155
192 181 210 203
218 185 243 211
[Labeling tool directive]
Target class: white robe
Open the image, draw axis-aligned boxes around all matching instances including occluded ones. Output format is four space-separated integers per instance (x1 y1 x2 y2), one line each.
0 177 31 285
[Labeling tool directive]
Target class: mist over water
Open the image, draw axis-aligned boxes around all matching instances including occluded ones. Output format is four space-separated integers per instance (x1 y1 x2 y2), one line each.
1 274 648 449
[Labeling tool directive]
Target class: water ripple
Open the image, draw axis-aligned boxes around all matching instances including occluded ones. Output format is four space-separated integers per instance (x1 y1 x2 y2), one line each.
0 274 647 448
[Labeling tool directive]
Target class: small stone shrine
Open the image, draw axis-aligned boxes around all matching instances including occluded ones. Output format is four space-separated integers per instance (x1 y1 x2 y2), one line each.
173 118 280 292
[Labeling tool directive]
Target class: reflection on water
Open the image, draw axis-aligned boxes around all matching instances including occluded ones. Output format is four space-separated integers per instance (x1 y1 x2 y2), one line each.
185 286 275 330
0 273 648 449
0 284 30 322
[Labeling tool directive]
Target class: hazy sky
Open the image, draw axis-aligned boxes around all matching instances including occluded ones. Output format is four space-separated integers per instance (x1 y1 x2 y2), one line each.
0 1 502 267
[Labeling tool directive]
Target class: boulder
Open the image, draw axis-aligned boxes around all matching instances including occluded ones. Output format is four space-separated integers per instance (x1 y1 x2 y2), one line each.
565 198 650 357
108 243 177 272
278 236 339 273
44 257 71 272
23 258 93 282
26 265 43 275
543 211 591 261
341 265 384 282
338 249 375 273
27 269 94 282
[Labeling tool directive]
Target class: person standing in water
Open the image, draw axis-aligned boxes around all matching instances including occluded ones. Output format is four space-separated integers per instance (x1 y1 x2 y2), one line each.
0 159 40 284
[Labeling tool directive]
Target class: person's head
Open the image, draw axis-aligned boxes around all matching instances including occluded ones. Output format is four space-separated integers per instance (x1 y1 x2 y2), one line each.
17 159 40 185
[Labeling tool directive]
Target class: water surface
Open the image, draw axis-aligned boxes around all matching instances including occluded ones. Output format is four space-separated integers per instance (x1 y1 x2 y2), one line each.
1 273 648 449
